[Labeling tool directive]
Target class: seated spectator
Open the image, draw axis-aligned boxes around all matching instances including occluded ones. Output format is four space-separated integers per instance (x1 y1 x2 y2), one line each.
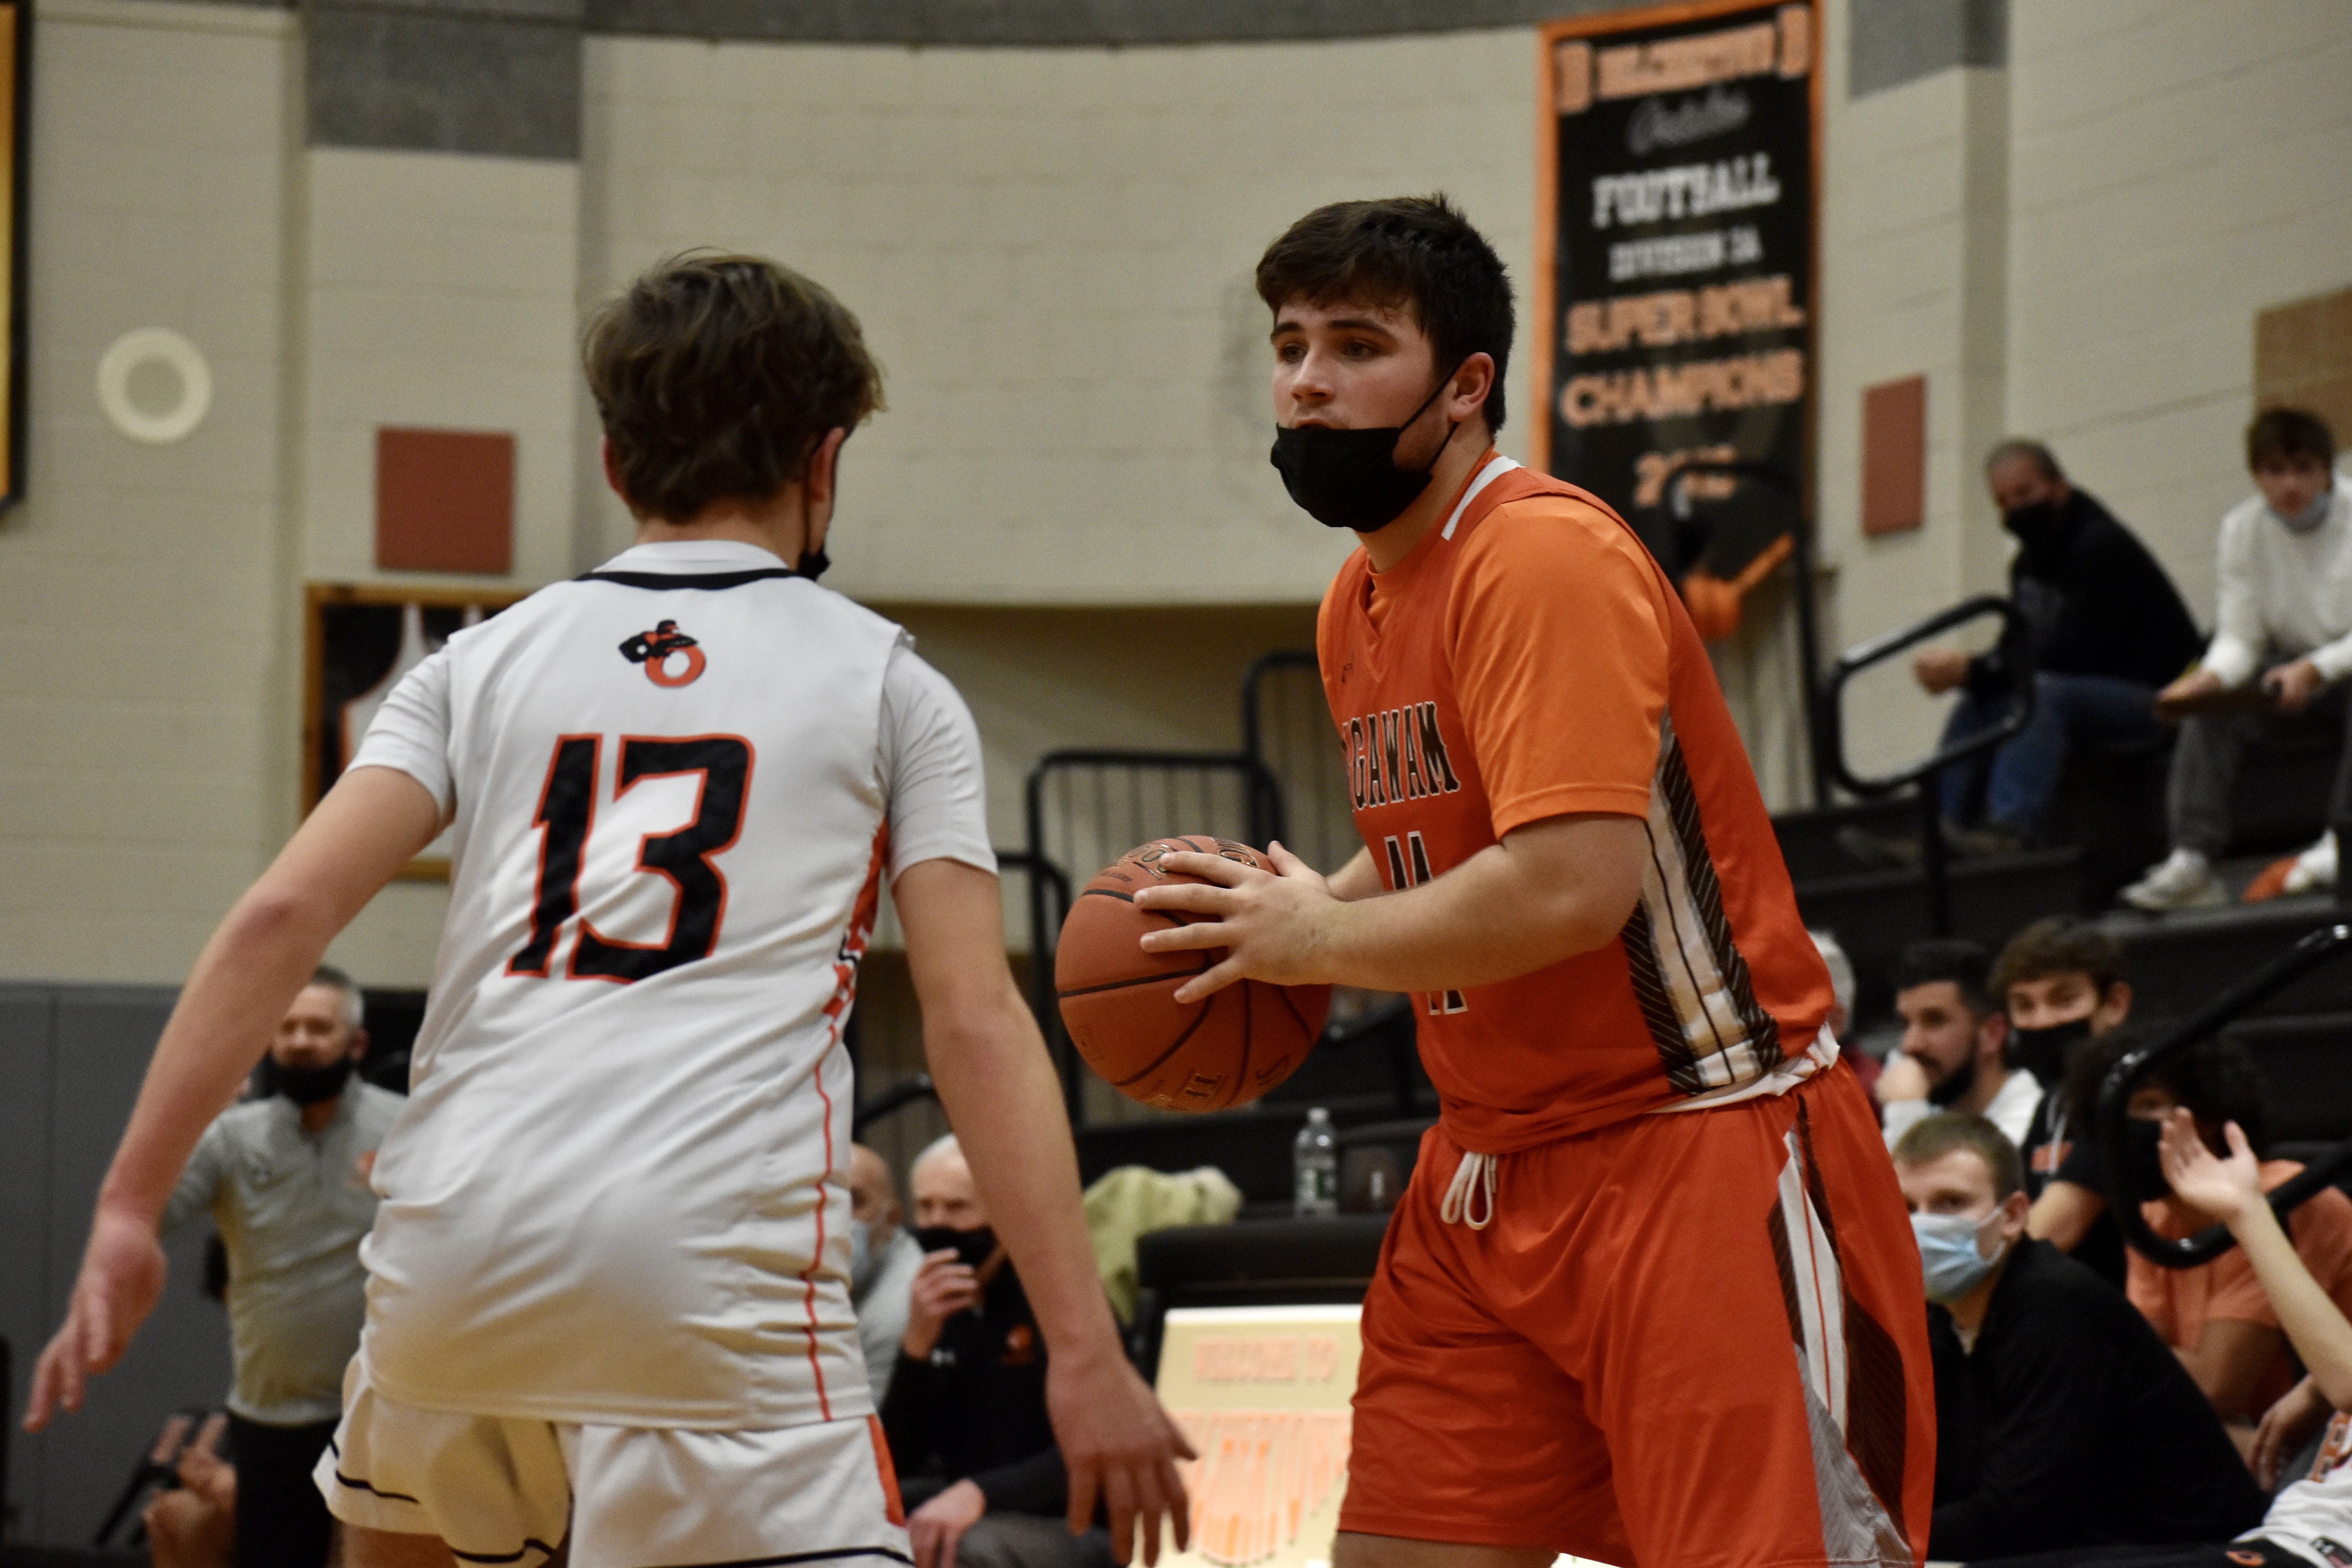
2001 916 2136 1289
850 1141 925 1403
882 1134 1113 1568
1875 938 2035 1149
2128 408 2352 909
2071 1028 2352 1428
1999 1112 2352 1568
1893 1114 2266 1560
1901 439 2204 858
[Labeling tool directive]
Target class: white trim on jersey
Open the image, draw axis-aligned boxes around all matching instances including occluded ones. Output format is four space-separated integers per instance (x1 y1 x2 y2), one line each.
1441 454 1522 541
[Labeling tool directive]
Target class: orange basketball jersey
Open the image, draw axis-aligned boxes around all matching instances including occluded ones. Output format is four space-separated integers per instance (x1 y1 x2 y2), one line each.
1316 452 1834 1152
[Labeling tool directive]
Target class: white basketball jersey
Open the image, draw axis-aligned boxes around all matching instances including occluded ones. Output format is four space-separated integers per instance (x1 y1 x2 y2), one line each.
347 539 951 1430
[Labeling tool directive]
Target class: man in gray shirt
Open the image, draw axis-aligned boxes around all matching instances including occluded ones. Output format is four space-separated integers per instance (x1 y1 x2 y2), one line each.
162 966 400 1568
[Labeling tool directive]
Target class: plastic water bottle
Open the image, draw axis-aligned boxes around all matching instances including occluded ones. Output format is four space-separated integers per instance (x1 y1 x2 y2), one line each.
1294 1107 1338 1218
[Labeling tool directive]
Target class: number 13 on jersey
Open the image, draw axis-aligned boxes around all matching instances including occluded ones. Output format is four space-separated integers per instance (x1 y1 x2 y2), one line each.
508 732 754 983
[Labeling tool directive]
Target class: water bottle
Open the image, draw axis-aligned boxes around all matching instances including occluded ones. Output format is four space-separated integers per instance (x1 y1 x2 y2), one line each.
1294 1107 1338 1218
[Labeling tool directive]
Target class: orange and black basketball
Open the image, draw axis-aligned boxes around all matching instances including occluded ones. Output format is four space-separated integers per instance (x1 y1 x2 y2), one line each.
1054 836 1330 1113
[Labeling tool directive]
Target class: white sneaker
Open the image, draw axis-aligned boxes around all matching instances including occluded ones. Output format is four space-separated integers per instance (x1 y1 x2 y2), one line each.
2285 831 2339 895
2122 848 2228 911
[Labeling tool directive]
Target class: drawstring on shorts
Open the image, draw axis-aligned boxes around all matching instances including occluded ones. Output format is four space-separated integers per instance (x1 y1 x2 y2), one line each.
1440 1150 1497 1229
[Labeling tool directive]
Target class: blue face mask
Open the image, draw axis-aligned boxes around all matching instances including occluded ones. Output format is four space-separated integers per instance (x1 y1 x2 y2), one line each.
1913 1209 2008 1305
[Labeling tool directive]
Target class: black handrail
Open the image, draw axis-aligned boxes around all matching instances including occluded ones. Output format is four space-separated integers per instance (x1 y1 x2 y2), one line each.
996 844 1076 1118
2099 923 2352 1269
1820 595 2037 797
1817 594 2039 936
1242 650 1320 779
852 1073 936 1137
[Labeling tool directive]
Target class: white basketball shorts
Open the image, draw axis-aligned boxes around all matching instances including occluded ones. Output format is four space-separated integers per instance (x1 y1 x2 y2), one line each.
314 1364 911 1568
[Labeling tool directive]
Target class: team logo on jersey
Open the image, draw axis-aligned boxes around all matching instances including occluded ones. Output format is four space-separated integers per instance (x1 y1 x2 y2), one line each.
619 619 706 688
1341 701 1462 811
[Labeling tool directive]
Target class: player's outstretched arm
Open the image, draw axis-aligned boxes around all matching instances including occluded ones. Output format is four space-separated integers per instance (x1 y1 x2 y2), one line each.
22 767 443 1434
1134 813 1646 1000
893 856 1195 1566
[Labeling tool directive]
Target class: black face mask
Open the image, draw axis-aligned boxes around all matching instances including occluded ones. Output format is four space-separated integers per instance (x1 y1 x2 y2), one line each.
795 543 830 581
912 1224 997 1270
2001 500 2063 545
2007 1016 2092 1089
1927 1052 1979 1109
2121 1117 2170 1200
1269 362 1466 532
275 1056 354 1106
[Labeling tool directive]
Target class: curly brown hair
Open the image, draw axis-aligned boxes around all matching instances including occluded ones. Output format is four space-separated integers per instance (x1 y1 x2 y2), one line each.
584 252 884 523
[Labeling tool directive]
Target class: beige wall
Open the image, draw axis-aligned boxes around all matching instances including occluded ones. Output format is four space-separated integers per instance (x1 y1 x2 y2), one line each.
0 1 296 982
9 0 2350 989
577 29 1539 606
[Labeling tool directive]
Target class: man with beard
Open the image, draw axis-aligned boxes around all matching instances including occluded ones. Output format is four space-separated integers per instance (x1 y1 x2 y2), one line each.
160 966 400 1568
1900 440 2201 857
1876 938 2036 1149
883 1134 1109 1568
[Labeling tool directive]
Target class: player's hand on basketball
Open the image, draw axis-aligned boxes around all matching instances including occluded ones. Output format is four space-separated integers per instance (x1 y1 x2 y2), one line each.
23 1207 168 1432
902 1250 980 1360
907 1479 987 1568
1133 841 1335 1002
1048 1347 1194 1567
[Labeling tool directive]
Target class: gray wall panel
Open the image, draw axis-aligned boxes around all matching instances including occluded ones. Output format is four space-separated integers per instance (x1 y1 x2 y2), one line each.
584 0 1629 45
25 987 231 1548
1849 0 2005 99
307 3 583 159
0 987 57 1540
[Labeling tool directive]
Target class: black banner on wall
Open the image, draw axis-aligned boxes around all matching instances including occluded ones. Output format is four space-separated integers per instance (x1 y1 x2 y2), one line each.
1534 0 1818 601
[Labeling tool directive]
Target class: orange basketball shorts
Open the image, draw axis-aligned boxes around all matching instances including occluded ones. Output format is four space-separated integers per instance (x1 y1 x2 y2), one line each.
1340 1065 1933 1568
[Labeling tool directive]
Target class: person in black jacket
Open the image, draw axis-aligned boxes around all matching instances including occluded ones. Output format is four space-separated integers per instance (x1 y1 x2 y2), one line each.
882 1134 1115 1568
1908 440 2204 853
1892 1114 2265 1561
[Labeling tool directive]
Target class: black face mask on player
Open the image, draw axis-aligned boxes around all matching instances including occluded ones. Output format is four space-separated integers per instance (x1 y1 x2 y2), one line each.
1269 361 1467 532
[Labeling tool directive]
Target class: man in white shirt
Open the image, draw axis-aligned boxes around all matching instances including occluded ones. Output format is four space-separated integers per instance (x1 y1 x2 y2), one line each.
1874 938 2039 1151
2128 408 2352 909
23 254 1191 1568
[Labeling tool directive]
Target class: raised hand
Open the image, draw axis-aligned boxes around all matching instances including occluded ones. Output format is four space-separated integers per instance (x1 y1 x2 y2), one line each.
2156 1109 2261 1226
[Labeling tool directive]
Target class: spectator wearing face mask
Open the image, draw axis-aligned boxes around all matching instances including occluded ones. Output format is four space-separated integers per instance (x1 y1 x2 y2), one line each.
2129 408 2352 909
1897 440 2203 858
1874 939 2036 1150
1994 916 2136 1289
881 1133 1113 1568
850 1142 925 1404
2071 1028 2352 1430
159 967 400 1568
1893 1113 2264 1560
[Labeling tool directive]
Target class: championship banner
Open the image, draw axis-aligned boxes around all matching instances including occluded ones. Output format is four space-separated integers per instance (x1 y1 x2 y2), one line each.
1534 0 1819 639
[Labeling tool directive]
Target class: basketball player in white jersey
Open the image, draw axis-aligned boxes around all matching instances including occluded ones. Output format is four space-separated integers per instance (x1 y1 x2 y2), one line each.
24 254 1192 1568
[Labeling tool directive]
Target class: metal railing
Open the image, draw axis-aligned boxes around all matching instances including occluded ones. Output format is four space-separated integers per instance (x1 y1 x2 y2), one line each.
1241 650 1357 877
1818 595 2038 935
2099 923 2352 1268
1020 750 1282 1121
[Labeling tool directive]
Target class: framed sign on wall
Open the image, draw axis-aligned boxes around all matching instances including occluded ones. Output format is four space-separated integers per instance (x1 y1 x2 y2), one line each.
1533 0 1820 619
303 583 525 880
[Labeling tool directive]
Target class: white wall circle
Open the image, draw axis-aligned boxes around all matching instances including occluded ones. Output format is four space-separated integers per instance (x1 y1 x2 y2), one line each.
96 328 213 445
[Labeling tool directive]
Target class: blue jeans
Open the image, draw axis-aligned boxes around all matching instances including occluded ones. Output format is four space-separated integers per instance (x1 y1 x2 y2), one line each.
1935 672 2165 837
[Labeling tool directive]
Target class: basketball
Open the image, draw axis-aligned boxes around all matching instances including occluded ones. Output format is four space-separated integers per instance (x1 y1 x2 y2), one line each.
1055 836 1331 1113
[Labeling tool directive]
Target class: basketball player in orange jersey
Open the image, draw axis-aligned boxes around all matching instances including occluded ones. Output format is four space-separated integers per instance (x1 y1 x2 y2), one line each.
1135 198 1935 1568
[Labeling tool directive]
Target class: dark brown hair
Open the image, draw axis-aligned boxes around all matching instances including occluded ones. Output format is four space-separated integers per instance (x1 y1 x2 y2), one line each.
2247 407 2336 473
1255 194 1515 432
584 252 884 523
1893 1113 2024 1201
2066 1024 2272 1166
1985 438 2064 483
1990 915 2125 1002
